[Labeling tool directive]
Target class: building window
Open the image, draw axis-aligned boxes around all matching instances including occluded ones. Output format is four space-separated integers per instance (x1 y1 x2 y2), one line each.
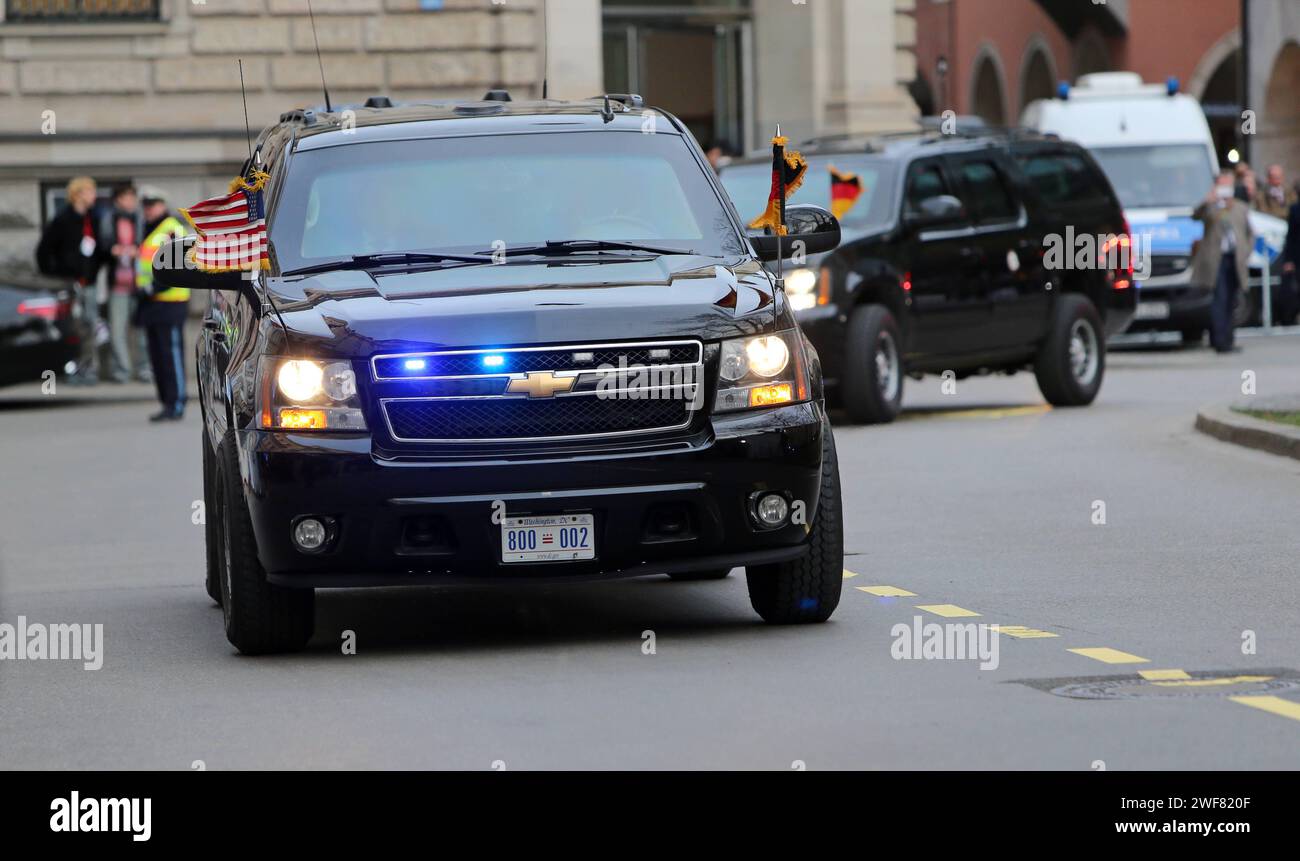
5 0 161 23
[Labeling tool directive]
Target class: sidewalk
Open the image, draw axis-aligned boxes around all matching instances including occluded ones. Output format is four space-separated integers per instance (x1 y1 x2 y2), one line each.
1196 393 1300 461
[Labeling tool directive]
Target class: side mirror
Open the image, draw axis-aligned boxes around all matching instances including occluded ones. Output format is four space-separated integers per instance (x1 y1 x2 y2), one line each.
904 194 965 230
750 204 842 262
152 236 247 293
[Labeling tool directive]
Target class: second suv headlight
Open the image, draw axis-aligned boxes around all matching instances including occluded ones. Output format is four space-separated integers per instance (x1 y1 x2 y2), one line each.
715 331 808 413
784 268 819 312
260 358 367 431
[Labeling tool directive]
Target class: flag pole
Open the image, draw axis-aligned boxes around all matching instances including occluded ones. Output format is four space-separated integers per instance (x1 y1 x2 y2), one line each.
774 124 784 333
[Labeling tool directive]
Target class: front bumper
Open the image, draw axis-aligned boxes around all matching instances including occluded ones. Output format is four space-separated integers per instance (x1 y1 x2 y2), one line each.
238 402 825 587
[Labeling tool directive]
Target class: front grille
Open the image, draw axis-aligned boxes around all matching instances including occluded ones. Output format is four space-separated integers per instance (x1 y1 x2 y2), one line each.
373 340 704 444
374 343 700 380
384 396 692 442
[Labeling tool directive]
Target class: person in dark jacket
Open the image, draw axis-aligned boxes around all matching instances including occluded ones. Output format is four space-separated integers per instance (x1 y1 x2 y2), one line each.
1281 186 1300 327
36 177 101 383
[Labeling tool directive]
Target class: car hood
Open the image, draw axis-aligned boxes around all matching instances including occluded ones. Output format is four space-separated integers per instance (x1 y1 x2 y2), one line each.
267 256 782 358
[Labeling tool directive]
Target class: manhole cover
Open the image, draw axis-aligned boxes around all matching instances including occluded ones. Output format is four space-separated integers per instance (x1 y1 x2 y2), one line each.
1016 668 1300 700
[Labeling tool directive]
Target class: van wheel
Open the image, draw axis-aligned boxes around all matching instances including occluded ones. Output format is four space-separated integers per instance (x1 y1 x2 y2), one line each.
202 428 222 606
746 422 843 624
216 432 314 655
667 568 732 581
842 304 903 424
1034 294 1105 407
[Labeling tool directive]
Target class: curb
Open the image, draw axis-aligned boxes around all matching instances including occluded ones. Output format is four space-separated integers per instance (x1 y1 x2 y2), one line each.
1195 404 1300 462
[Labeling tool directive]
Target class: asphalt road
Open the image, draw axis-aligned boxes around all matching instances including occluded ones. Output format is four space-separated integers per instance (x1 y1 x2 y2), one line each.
2 333 1298 770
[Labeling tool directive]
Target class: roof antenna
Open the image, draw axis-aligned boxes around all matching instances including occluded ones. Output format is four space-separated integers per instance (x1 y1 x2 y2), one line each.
238 59 254 164
306 0 332 112
540 0 549 99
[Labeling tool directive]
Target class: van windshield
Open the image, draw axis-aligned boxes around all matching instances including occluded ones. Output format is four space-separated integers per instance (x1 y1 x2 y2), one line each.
271 131 746 272
1088 144 1216 209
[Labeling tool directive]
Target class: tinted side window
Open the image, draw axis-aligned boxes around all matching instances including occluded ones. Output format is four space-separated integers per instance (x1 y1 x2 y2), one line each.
1018 152 1109 206
958 159 1019 222
905 162 949 213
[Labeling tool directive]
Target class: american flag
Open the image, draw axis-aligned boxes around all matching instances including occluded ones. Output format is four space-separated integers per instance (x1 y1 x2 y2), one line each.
181 171 270 272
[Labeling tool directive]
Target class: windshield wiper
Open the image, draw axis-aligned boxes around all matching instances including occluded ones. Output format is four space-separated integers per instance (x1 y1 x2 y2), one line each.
283 252 492 277
481 240 696 258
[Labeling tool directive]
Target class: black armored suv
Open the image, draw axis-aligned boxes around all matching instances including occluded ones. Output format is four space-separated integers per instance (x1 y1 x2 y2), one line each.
154 94 846 654
721 131 1136 423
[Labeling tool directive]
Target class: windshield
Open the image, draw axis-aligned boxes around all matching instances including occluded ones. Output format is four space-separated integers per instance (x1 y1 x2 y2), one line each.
1088 144 1216 209
720 155 898 233
271 131 746 271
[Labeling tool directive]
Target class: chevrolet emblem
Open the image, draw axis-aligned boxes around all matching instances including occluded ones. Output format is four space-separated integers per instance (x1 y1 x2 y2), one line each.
506 371 577 399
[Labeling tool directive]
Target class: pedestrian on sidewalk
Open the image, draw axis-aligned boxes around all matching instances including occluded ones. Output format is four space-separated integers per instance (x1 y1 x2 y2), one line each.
1252 164 1297 218
1281 184 1300 327
1193 169 1254 354
99 183 153 384
35 176 102 384
134 188 190 422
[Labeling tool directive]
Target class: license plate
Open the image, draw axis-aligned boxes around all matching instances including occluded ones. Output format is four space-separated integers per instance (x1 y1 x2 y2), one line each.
501 514 595 563
1135 301 1170 320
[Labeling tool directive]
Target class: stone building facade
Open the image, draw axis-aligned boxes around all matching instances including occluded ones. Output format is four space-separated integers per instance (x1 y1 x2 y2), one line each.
0 0 918 268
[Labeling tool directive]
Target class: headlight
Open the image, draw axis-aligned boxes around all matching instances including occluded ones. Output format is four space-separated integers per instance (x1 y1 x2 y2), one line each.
278 360 325 403
260 358 367 431
784 268 818 312
714 331 808 413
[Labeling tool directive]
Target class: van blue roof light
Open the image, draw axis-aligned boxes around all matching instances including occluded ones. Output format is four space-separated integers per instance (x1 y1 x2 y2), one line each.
1056 81 1070 101
1166 76 1180 96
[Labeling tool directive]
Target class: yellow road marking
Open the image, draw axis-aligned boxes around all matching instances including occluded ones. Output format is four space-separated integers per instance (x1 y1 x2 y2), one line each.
992 625 1059 639
1069 647 1149 664
901 405 1052 422
855 585 916 597
1230 696 1300 722
1153 675 1273 688
1140 669 1191 681
842 569 859 579
916 604 981 618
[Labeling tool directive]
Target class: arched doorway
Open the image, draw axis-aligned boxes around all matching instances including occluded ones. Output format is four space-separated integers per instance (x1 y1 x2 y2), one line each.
970 49 1006 127
1199 48 1240 167
1260 41 1300 177
1019 44 1057 114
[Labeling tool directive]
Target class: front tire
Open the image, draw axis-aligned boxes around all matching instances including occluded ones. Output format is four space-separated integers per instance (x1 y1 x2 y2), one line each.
745 422 844 624
842 304 904 424
216 432 314 655
1034 294 1105 407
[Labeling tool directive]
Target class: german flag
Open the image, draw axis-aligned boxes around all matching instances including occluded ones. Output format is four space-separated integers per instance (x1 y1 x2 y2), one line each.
748 134 808 236
830 165 863 220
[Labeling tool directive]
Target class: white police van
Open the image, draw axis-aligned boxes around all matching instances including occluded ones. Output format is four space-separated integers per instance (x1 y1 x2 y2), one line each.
1022 72 1287 340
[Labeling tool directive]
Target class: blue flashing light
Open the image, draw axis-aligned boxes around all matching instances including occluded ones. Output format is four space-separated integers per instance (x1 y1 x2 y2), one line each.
482 354 506 369
404 359 428 372
1056 81 1071 101
1166 76 1180 96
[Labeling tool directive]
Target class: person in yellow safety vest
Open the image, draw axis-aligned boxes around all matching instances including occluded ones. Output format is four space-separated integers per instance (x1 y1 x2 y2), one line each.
135 187 191 423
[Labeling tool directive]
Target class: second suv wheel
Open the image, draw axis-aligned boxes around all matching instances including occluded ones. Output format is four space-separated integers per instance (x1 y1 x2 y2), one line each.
842 304 904 424
1034 294 1105 407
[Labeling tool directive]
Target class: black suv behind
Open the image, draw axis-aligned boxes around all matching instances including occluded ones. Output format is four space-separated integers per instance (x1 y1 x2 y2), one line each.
154 95 848 654
721 132 1136 423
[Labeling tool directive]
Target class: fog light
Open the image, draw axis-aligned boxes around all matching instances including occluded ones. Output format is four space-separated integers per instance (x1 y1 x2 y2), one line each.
293 517 329 552
755 492 790 527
